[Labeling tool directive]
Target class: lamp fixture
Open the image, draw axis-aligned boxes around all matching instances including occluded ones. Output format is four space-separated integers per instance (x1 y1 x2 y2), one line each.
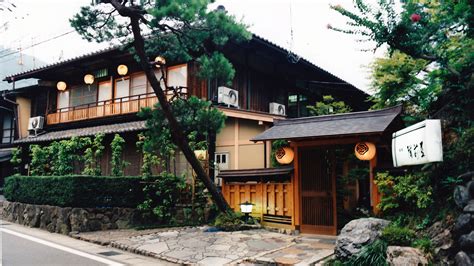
275 147 294 165
239 201 254 222
84 74 94 85
56 81 67 91
194 150 207 161
354 142 376 161
154 56 166 67
117 64 128 76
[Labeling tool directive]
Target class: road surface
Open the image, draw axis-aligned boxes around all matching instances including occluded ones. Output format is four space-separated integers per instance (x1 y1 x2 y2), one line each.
0 221 173 266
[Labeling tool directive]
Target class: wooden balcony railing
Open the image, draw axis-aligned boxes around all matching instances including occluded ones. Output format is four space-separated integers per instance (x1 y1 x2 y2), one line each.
46 88 187 125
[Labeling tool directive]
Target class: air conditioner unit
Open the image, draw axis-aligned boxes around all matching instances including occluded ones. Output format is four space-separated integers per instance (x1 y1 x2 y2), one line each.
269 102 286 116
217 86 239 108
28 116 45 131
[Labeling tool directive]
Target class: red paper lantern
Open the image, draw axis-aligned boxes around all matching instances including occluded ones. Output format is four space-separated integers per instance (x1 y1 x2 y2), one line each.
410 13 421 22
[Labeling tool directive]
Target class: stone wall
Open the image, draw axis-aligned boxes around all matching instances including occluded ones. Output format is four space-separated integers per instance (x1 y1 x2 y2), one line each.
2 201 141 235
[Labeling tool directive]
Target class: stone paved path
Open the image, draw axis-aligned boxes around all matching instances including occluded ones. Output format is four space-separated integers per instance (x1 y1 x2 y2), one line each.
74 227 335 265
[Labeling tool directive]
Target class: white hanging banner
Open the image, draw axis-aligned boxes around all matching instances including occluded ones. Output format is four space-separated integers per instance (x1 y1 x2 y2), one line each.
392 119 443 167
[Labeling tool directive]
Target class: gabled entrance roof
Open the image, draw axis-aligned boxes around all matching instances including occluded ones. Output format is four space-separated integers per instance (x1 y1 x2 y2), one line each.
251 105 402 142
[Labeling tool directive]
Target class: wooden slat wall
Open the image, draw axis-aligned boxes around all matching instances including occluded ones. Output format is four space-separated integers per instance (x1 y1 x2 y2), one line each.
222 181 293 224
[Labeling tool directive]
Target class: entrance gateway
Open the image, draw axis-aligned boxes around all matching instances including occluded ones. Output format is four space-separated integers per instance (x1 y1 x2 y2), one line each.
220 106 403 235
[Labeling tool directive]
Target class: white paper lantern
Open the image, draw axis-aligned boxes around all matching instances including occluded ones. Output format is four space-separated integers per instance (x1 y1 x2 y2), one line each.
354 142 376 161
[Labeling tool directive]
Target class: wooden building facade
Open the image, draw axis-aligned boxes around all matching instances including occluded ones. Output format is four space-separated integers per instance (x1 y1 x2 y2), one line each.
220 106 403 235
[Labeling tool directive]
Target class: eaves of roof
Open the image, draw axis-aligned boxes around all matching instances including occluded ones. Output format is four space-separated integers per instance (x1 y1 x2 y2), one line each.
3 34 366 96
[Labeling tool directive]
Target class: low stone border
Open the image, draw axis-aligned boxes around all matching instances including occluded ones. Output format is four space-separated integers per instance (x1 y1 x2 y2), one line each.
3 201 140 234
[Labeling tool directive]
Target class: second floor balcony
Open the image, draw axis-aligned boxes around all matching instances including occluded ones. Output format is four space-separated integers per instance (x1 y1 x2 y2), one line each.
46 90 186 125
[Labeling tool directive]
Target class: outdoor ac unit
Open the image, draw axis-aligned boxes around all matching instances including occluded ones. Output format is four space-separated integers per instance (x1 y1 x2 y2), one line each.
217 86 239 108
28 116 45 131
269 102 286 116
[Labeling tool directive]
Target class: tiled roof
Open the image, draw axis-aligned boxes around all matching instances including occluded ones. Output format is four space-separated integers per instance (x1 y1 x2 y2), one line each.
0 148 14 162
251 105 402 141
14 121 146 144
3 34 362 94
218 166 294 178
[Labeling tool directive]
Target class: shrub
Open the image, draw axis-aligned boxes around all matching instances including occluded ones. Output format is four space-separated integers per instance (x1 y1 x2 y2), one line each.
381 224 416 246
412 237 433 254
214 211 244 231
4 175 144 208
137 172 187 224
345 239 388 266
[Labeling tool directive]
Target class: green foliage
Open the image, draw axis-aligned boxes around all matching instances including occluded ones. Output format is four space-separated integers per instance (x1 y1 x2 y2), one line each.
307 95 352 116
214 211 244 231
345 239 388 266
139 96 225 164
412 237 433 255
10 147 22 173
137 172 187 223
29 144 51 176
111 134 128 176
331 1 473 128
83 133 105 176
381 224 416 246
375 172 433 214
71 0 251 84
136 133 161 178
4 175 144 208
369 51 438 121
270 139 289 167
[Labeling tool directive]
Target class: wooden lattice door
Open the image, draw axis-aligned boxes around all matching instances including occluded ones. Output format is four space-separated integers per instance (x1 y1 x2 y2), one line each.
299 147 337 235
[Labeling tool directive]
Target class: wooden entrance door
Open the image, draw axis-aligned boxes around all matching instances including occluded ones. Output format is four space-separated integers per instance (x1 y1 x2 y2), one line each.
299 148 337 235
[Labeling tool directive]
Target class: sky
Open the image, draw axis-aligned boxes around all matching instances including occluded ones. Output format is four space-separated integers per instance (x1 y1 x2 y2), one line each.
0 0 387 93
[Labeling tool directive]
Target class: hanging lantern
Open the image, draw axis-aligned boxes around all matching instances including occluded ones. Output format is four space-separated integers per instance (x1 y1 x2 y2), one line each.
194 150 207 161
56 81 67 91
275 147 294 164
354 142 376 161
154 56 166 67
117 64 128 76
83 74 94 85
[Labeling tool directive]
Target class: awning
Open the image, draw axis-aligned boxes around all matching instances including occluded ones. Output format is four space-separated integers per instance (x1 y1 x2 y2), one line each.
0 148 14 162
251 105 402 142
14 121 146 144
218 166 294 178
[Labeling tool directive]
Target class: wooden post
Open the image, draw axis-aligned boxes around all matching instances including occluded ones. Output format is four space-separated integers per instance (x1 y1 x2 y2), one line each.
370 156 380 214
291 143 300 229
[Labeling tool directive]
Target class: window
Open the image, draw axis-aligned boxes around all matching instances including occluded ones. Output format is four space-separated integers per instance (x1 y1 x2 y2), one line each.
130 73 147 99
215 152 229 186
167 64 187 88
115 78 130 102
57 91 70 110
98 81 112 105
70 84 97 108
2 113 14 144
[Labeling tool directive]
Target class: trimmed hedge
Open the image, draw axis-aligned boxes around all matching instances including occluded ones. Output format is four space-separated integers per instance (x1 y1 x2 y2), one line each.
4 175 144 208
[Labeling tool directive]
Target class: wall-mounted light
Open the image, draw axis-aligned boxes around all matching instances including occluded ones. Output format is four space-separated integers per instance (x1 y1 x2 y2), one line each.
354 142 376 161
117 64 128 76
154 56 166 67
275 147 294 164
56 81 67 91
84 74 94 85
194 150 207 161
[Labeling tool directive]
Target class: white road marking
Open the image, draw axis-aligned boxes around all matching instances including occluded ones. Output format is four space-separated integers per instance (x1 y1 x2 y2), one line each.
0 228 125 266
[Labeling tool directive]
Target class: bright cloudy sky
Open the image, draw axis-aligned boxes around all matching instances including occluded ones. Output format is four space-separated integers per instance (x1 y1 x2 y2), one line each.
0 0 387 93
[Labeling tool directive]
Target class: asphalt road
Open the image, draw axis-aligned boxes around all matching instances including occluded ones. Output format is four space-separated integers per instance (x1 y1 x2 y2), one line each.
1 229 116 266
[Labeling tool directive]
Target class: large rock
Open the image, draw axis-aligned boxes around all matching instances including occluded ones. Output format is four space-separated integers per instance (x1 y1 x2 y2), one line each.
455 251 473 266
386 246 428 266
453 213 473 239
459 231 474 252
463 200 474 213
454 185 470 208
335 218 390 259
